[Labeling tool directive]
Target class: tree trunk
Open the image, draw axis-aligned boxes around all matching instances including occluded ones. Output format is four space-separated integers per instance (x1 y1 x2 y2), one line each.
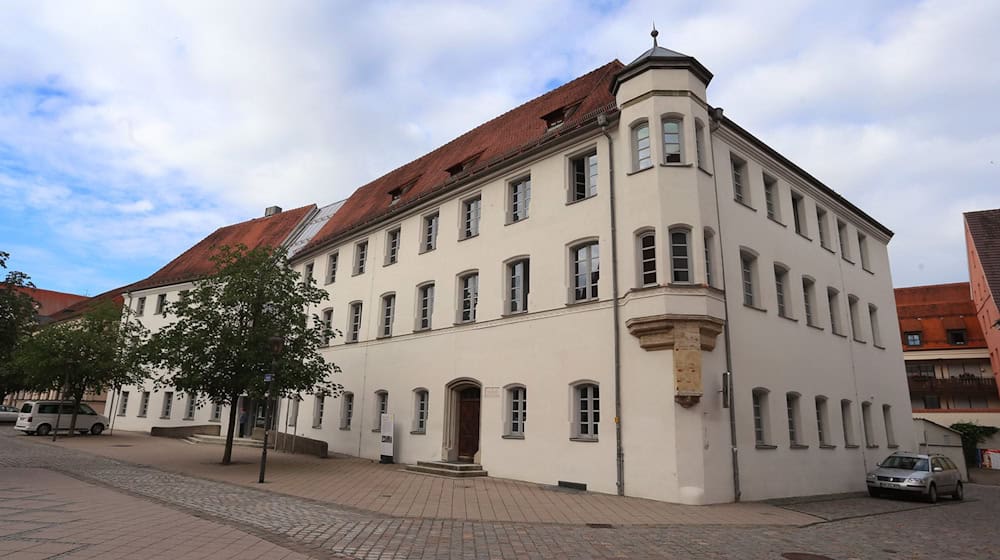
68 392 83 436
222 390 240 465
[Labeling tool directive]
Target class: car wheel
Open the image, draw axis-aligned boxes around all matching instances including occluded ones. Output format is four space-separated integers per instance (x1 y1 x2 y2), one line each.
952 481 964 501
90 423 104 436
927 484 937 504
36 424 52 437
868 487 880 498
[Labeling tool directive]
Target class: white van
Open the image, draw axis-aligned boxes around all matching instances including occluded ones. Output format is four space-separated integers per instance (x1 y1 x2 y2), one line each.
14 401 109 436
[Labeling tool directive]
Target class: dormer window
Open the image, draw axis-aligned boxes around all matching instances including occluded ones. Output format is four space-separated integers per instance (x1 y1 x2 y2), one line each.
542 101 581 130
446 153 482 177
389 189 402 205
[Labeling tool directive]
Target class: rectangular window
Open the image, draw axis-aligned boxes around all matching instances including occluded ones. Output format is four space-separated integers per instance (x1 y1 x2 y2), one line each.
815 398 829 446
763 174 778 221
314 396 325 428
841 400 855 446
802 278 816 326
161 392 173 419
422 213 439 252
576 384 599 438
694 120 706 169
571 151 598 201
882 405 896 447
459 273 479 322
325 252 339 284
857 232 870 270
774 266 789 318
381 294 395 337
816 207 830 248
669 230 690 283
861 402 875 447
572 243 600 302
947 329 967 345
156 294 167 315
139 391 150 417
704 231 714 287
508 259 529 313
922 395 941 409
837 220 851 261
787 394 800 445
118 391 129 416
905 331 922 346
741 253 756 307
136 297 146 316
184 394 196 420
752 390 769 445
287 398 299 427
848 295 862 341
731 155 747 205
375 392 389 426
348 302 363 343
509 386 526 436
354 241 368 275
414 391 428 432
791 191 805 235
639 232 657 287
662 118 682 164
827 288 842 335
417 284 434 331
322 309 333 346
303 262 315 284
906 362 935 377
211 402 222 422
462 196 481 239
509 176 531 222
633 123 652 171
340 393 353 429
385 228 401 265
869 305 882 346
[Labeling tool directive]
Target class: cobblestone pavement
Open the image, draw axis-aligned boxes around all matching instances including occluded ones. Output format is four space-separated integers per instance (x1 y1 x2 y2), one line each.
3 430 1000 559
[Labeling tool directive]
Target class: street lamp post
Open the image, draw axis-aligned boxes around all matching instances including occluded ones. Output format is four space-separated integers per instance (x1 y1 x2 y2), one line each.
259 335 284 484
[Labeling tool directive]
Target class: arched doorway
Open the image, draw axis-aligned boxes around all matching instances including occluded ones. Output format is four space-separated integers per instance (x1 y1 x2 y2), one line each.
442 379 482 463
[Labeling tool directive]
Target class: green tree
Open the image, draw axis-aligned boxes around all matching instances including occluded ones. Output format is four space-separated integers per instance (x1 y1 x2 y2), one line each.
14 300 148 434
0 251 39 400
143 244 340 464
950 422 1000 467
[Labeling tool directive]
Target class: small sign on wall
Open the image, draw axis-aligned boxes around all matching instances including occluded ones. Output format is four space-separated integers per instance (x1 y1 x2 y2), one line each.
380 413 394 464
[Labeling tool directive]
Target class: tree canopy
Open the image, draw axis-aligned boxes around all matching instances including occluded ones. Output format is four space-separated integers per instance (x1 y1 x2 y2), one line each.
0 251 39 400
143 244 341 463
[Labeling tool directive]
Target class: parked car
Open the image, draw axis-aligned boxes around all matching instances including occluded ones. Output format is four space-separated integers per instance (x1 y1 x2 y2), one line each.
866 451 963 503
0 405 19 422
14 401 108 436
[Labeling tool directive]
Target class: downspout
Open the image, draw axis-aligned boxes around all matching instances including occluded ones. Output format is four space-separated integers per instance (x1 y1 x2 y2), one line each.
707 108 741 502
599 113 626 497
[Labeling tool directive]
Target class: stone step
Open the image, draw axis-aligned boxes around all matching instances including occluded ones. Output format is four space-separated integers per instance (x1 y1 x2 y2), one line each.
415 460 484 472
406 464 489 478
184 434 263 448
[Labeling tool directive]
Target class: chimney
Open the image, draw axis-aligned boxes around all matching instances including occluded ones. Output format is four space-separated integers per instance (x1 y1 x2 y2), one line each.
264 206 282 217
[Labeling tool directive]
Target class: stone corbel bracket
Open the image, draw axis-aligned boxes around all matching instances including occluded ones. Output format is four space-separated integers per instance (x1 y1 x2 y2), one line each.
625 314 725 408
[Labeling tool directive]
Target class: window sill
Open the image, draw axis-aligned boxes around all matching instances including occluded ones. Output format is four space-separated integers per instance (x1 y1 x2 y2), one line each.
159 416 171 420
866 445 880 449
807 323 824 331
413 326 431 333
324 280 335 286
659 162 694 168
863 267 875 275
790 444 809 450
570 437 599 443
796 232 813 242
842 257 855 265
453 320 476 327
819 444 837 450
566 297 601 308
873 344 886 350
137 415 147 418
502 434 525 440
887 444 900 449
845 444 860 449
371 428 381 433
626 165 654 177
383 261 398 268
117 414 126 417
501 310 529 318
209 419 220 423
182 418 193 422
345 340 359 345
566 194 597 206
832 331 848 338
337 426 351 431
779 314 798 323
376 334 393 340
767 216 787 228
458 233 479 242
351 271 365 277
755 444 778 450
853 338 867 344
419 247 437 255
505 217 530 227
743 303 768 313
313 424 323 429
821 245 836 255
734 199 757 212
410 430 426 435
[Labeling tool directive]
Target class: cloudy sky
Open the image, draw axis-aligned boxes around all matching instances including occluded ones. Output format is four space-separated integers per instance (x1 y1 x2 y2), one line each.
1 0 998 296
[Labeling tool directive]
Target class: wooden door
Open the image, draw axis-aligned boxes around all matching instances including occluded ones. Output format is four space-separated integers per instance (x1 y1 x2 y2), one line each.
457 388 481 461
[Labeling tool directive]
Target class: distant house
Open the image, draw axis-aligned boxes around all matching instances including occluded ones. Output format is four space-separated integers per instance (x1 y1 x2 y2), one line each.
965 209 1000 392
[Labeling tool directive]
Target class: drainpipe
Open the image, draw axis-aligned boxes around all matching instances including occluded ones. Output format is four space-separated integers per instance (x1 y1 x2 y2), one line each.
599 113 626 497
707 108 741 502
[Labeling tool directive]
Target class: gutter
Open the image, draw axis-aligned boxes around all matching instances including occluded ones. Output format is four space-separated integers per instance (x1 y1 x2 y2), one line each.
598 114 626 497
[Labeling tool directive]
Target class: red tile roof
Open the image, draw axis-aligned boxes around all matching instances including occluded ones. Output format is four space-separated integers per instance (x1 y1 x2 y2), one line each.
301 60 624 255
965 209 1000 302
894 282 986 350
16 287 88 317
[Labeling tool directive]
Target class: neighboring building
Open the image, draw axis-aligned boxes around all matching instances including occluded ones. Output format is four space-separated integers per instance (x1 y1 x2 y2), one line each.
895 283 1000 428
111 35 914 504
966 209 1000 389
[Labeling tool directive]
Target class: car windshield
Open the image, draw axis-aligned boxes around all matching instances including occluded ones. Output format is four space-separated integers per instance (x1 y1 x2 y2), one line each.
881 456 929 471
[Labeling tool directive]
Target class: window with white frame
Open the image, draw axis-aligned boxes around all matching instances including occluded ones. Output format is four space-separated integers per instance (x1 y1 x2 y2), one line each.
156 293 167 315
774 265 790 318
321 309 333 346
326 252 339 284
348 301 363 343
339 392 353 429
704 229 715 287
413 390 428 433
869 304 882 347
287 398 299 427
861 401 875 447
313 395 325 428
385 227 401 265
462 196 481 239
848 295 863 341
573 383 600 439
632 121 652 171
741 251 758 307
731 155 748 205
422 212 439 252
570 150 598 201
507 385 526 437
380 294 395 338
374 391 389 427
786 392 801 446
136 297 146 316
815 396 830 446
662 117 682 164
638 231 657 287
184 393 196 420
458 272 479 322
841 399 856 446
211 402 222 422
816 207 830 248
118 391 129 416
507 258 530 314
417 283 434 331
509 176 531 222
827 288 843 335
858 232 871 270
752 388 771 446
161 392 173 419
139 391 150 417
354 240 368 275
837 220 851 261
694 119 706 169
571 242 600 302
303 262 315 284
882 404 896 447
791 191 805 236
669 229 691 283
802 277 817 326
763 174 779 221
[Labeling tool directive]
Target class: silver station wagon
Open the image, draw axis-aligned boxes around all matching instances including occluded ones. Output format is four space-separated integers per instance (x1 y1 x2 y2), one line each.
866 451 963 503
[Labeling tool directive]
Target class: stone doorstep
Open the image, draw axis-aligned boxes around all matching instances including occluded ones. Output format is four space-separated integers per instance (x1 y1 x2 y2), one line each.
415 460 484 471
406 462 489 478
184 434 263 448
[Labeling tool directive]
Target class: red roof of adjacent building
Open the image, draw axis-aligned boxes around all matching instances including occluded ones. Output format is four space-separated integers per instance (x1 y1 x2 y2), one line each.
301 60 624 255
965 209 1000 302
16 287 88 318
895 282 987 350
